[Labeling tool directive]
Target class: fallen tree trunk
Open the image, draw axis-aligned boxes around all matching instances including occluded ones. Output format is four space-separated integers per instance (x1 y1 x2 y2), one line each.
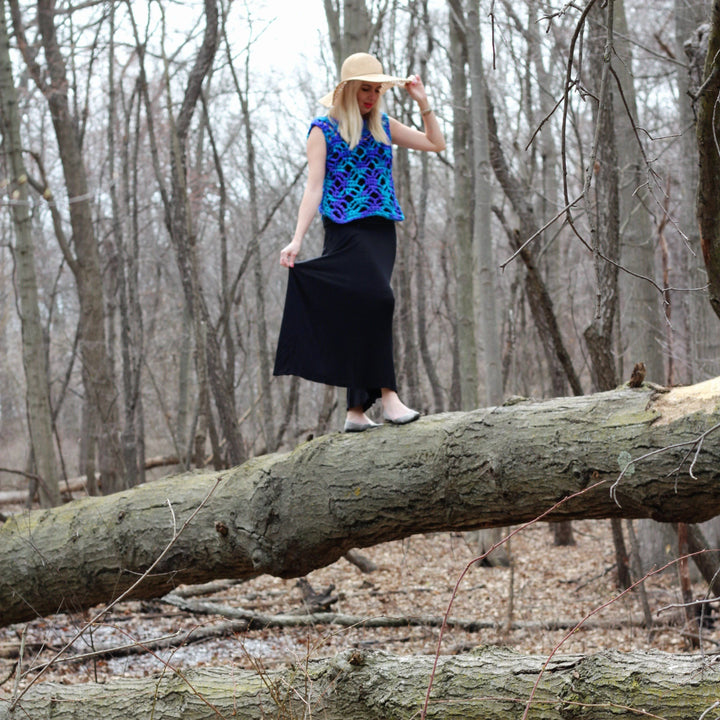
161 593 680 633
1 379 720 626
2 647 718 719
0 477 87 507
0 454 184 507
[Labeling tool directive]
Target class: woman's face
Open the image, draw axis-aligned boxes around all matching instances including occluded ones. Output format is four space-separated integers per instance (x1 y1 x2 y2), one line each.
356 82 382 115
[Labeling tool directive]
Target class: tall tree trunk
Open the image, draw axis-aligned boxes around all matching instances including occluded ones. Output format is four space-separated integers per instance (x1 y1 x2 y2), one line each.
522 2 572 399
9 0 124 493
695 1 720 322
0 0 59 507
448 0 477 411
467 0 502 406
394 144 422 409
416 137 444 412
678 0 717 383
613 0 665 384
584 1 629 590
413 0 443 413
126 75 147 484
234 51 276 452
583 4 620 392
132 0 243 466
108 3 141 488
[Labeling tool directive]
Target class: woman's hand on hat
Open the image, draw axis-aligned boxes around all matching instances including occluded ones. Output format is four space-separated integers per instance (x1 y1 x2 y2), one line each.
405 74 428 104
280 240 301 268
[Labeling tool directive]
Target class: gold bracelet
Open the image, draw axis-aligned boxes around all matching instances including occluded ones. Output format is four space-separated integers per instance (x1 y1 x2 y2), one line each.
421 106 433 116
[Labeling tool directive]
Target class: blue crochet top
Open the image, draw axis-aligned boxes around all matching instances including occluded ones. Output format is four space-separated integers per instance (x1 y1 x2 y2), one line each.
309 114 404 223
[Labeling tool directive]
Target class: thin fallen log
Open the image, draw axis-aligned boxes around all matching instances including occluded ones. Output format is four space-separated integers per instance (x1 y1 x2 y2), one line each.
162 593 682 633
1 647 718 719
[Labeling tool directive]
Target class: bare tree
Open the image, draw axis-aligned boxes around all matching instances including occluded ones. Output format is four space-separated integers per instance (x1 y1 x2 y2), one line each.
107 2 145 487
466 0 502 406
229 27 277 452
678 1 716 383
412 0 444 413
323 0 387 66
678 1 718 384
582 3 620 393
696 0 720 322
0 0 58 507
612 0 665 385
447 0 477 411
9 0 124 493
389 1 423 411
131 0 244 467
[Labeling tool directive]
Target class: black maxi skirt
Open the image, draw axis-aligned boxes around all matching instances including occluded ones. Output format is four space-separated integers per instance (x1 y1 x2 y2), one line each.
273 215 397 411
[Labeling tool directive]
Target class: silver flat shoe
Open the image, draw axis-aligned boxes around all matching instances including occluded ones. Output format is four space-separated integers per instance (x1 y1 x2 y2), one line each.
383 410 420 425
343 419 382 433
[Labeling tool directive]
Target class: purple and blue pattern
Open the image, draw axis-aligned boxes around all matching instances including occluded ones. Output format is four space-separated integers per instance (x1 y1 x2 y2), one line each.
310 114 404 224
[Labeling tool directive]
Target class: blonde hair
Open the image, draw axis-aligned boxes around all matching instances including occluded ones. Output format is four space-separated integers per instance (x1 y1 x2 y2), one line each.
328 80 391 150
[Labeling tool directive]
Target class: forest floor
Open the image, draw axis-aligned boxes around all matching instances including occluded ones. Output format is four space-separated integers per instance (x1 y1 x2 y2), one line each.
2 517 720 692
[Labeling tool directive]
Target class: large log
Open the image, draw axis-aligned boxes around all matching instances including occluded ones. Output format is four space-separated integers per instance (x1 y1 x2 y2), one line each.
1 379 720 627
2 647 718 719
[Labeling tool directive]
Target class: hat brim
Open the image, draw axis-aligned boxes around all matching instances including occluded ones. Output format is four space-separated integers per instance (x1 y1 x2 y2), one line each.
319 74 410 107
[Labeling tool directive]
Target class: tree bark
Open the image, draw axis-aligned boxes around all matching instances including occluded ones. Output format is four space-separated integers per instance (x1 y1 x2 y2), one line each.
681 4 719 382
467 0 502 406
232 48 276 452
0 0 59 507
2 646 718 720
10 0 124 494
696 0 720 320
131 0 242 468
448 0 478 410
613 0 665 384
583 3 620 393
394 144 422 409
323 0 380 70
108 2 144 489
2 378 720 627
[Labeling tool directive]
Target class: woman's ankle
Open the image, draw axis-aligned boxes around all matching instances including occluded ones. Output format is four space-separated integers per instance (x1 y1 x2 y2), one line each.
346 406 367 422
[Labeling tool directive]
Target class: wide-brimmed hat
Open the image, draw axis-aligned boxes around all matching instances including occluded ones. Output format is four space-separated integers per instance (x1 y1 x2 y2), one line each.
319 53 410 107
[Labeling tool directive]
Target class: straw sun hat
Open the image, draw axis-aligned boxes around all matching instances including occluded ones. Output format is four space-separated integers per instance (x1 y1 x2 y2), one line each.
319 52 411 107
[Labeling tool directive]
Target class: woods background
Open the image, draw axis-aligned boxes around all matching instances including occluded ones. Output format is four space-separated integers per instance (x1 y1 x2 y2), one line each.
3 1 720 716
2 0 719 506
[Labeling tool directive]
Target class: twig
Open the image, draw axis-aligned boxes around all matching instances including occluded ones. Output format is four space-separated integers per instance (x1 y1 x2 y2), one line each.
11 624 27 707
499 192 584 269
610 422 720 505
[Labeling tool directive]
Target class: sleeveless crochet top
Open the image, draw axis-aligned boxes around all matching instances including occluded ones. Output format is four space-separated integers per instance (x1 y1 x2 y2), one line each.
310 114 404 223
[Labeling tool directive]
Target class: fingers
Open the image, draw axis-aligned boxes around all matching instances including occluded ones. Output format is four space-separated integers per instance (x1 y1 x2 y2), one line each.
280 248 297 267
405 74 428 102
405 73 422 89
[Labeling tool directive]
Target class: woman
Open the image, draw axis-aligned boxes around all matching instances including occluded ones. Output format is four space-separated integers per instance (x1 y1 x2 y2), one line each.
274 52 445 432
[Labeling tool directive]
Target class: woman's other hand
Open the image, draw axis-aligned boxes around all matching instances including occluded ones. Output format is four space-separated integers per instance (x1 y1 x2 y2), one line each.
280 240 301 268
